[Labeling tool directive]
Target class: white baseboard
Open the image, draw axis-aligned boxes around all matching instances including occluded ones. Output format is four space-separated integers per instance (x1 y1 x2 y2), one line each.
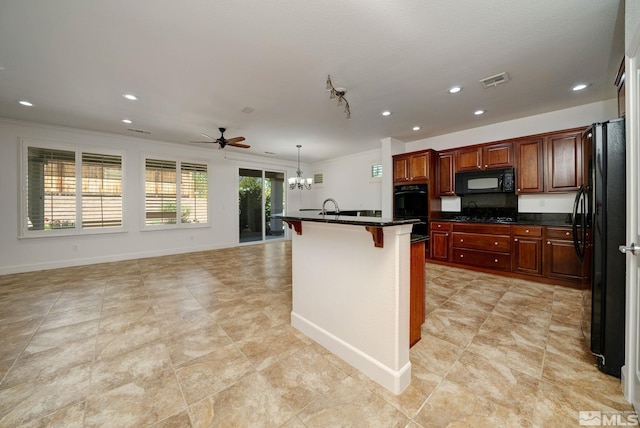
291 311 411 395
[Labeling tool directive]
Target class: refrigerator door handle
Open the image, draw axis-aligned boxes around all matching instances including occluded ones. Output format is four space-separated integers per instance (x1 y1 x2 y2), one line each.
572 185 585 262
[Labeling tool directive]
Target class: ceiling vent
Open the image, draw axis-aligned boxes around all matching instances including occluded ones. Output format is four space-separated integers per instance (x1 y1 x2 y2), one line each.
479 72 509 88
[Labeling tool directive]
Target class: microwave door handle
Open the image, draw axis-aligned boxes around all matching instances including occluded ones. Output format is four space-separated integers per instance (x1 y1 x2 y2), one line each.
498 174 504 191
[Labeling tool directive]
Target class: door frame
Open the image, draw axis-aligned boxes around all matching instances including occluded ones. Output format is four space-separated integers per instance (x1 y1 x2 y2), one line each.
237 166 287 245
623 8 640 410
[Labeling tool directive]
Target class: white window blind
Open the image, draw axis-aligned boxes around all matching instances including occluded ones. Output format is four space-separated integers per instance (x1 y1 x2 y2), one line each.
27 147 76 231
145 159 177 225
180 162 208 224
82 153 123 228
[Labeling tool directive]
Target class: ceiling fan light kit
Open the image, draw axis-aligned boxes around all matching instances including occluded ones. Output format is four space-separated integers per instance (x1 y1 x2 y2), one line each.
289 145 313 190
326 75 351 119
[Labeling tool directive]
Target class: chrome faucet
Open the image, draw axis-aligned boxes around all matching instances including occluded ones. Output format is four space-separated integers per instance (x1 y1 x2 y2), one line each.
322 198 340 215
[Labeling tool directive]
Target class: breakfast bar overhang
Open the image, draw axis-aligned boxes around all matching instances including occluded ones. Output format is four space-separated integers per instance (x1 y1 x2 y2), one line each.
278 212 421 394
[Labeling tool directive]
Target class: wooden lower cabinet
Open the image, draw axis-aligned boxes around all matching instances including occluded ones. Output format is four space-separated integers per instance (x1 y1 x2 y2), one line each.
512 225 543 276
428 222 588 287
451 223 511 271
544 227 586 282
429 221 451 261
410 240 426 347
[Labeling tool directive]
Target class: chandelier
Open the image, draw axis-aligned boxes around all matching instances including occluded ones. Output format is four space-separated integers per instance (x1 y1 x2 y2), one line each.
288 145 313 190
326 75 351 119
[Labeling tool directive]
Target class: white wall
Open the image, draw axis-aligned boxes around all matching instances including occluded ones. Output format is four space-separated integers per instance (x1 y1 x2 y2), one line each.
0 119 305 274
307 148 383 210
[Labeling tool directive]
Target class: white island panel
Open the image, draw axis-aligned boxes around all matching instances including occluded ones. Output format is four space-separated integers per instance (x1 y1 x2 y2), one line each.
290 221 412 394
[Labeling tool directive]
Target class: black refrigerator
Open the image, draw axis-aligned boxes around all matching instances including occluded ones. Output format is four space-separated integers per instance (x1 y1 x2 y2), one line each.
575 118 626 377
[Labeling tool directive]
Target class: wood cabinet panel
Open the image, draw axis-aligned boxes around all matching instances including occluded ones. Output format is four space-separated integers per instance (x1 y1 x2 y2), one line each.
544 226 585 281
452 248 512 271
515 137 544 193
512 225 543 276
409 153 429 181
545 131 582 192
456 147 483 172
437 151 455 195
429 221 451 261
452 232 510 252
483 143 513 169
410 240 425 347
393 156 409 183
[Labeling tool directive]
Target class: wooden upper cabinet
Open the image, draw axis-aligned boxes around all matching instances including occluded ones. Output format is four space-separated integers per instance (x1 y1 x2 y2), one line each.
545 130 582 192
456 147 483 172
393 156 410 183
515 137 544 194
393 151 432 184
483 142 513 169
456 142 513 172
409 152 429 182
436 151 455 196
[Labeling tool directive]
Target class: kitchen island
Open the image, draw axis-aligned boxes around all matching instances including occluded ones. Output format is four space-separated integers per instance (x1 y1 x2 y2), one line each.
277 211 421 394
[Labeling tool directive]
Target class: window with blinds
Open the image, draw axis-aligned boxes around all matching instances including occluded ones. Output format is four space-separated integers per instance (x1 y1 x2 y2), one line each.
180 162 208 224
27 147 77 231
145 158 208 226
145 159 177 225
82 153 123 228
25 146 124 234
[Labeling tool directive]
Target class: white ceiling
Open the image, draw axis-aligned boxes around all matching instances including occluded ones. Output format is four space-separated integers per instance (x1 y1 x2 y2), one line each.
0 0 625 162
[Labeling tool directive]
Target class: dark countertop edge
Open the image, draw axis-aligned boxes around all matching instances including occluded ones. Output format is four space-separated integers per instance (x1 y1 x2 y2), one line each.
411 234 428 243
274 214 420 227
430 218 574 227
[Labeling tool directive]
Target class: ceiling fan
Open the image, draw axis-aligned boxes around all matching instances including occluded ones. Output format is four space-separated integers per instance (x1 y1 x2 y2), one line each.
191 127 250 149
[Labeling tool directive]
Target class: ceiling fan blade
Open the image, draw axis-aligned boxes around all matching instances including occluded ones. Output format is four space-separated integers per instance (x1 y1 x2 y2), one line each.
200 133 215 140
225 136 246 144
190 140 217 144
227 142 251 149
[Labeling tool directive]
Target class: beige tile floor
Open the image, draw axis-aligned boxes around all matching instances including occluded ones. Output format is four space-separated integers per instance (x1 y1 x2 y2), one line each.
0 240 634 427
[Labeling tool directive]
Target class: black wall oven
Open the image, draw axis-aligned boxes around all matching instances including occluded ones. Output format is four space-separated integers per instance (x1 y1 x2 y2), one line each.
393 184 428 235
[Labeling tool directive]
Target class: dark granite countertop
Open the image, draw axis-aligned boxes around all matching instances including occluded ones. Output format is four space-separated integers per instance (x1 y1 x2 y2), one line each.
410 234 428 243
274 211 420 227
432 212 574 227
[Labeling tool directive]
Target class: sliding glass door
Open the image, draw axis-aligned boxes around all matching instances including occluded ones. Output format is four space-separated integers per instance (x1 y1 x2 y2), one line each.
238 168 285 243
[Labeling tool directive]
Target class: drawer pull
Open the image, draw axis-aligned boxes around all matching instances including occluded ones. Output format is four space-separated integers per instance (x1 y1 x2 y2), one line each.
494 259 498 263
494 241 498 245
525 229 529 233
514 238 519 242
445 233 449 237
547 241 551 245
460 239 464 242
565 232 570 236
437 224 441 228
460 254 464 258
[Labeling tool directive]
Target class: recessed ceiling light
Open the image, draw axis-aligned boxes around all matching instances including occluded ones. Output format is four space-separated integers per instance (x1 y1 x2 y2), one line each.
381 110 392 116
122 119 132 124
474 110 485 116
572 83 589 91
122 93 138 101
448 86 462 94
412 126 421 131
18 100 34 107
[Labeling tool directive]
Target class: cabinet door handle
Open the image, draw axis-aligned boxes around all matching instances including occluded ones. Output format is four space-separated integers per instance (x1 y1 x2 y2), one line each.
547 241 551 244
517 188 521 192
514 238 519 242
494 241 498 245
460 254 464 258
484 164 488 168
494 259 498 263
460 239 464 242
445 233 449 236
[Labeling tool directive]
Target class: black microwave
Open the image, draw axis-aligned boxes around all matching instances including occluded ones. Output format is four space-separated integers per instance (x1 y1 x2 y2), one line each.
455 168 515 195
